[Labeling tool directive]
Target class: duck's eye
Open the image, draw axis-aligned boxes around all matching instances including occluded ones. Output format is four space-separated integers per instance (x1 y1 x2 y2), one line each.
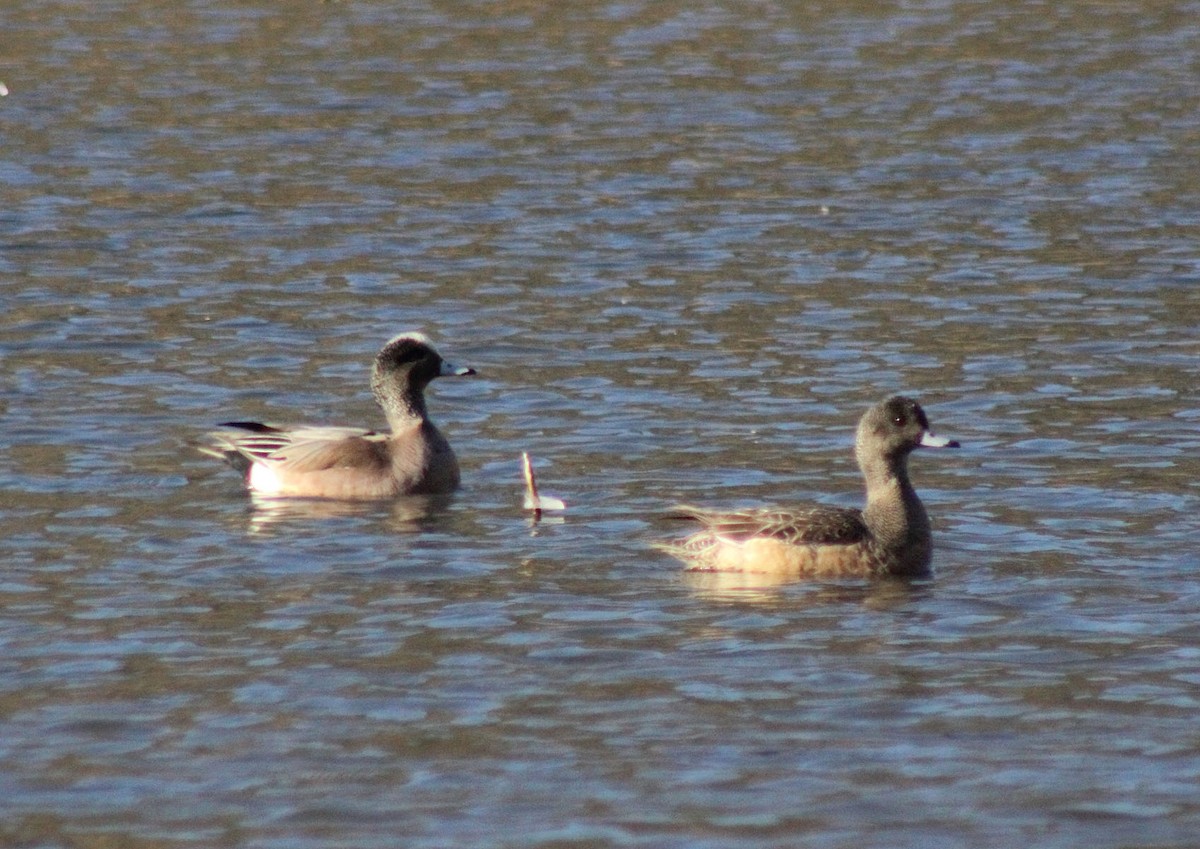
892 414 907 426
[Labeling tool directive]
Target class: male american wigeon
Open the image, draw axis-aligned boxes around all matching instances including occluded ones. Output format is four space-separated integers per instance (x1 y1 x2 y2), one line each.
660 396 959 578
199 332 475 499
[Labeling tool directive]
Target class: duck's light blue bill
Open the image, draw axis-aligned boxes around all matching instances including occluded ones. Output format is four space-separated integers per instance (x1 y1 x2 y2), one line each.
440 361 476 377
920 432 960 449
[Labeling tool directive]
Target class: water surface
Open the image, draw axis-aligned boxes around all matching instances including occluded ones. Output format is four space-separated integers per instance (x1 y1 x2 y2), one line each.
2 1 1199 847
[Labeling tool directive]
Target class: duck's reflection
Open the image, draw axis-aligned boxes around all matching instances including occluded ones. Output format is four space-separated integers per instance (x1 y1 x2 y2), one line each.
241 493 454 534
681 568 931 608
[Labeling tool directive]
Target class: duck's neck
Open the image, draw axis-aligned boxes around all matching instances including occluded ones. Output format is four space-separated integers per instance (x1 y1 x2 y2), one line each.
374 381 428 432
860 454 930 556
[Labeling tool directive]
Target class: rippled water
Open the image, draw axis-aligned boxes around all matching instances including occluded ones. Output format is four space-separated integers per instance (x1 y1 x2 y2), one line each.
2 1 1199 846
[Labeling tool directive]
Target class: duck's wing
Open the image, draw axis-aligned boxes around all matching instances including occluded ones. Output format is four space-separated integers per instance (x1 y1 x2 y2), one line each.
670 504 869 547
203 422 388 472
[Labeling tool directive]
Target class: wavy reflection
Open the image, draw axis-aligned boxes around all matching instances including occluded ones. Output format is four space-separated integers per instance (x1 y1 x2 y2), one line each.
681 568 930 608
241 493 453 535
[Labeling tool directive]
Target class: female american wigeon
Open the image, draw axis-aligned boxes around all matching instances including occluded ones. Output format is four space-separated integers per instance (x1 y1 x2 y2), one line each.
660 396 959 578
199 332 475 499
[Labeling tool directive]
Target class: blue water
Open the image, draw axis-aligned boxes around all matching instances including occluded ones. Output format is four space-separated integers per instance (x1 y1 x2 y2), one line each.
1 1 1199 846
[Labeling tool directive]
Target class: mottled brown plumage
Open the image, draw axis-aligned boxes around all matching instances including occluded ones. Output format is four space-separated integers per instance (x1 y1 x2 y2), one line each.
660 396 959 578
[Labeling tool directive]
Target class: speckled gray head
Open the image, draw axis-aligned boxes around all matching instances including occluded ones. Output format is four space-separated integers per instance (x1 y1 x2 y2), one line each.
373 332 476 389
857 395 960 462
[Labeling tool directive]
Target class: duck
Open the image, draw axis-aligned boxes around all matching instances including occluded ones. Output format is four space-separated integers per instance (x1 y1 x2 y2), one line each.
660 396 959 578
198 332 474 499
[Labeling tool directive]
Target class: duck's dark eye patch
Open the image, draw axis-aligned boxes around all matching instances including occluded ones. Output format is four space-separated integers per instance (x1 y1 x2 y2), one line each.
892 414 907 426
383 340 430 367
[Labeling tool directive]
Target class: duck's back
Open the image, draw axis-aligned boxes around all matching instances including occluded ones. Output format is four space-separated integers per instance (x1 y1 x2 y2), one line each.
663 504 886 577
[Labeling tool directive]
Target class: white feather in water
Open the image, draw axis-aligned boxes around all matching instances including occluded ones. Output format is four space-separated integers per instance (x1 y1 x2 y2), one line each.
521 453 566 513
